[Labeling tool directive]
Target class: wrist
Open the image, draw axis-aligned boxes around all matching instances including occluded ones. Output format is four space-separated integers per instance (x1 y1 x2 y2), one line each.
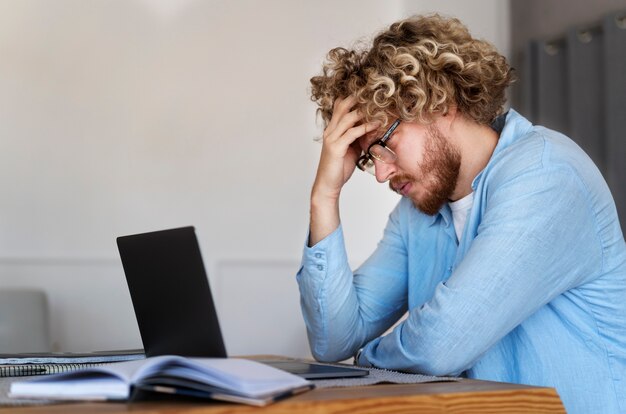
309 191 340 247
311 182 340 206
310 193 338 213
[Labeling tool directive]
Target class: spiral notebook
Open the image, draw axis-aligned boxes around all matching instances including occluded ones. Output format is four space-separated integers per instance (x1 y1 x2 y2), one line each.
0 350 145 378
0 363 104 378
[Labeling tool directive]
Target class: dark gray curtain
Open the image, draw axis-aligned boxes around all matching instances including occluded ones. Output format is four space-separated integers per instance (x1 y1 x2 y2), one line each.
526 10 626 234
568 26 605 172
604 12 626 234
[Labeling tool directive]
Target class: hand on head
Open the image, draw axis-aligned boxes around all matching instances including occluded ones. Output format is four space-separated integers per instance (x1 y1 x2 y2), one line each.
312 96 380 201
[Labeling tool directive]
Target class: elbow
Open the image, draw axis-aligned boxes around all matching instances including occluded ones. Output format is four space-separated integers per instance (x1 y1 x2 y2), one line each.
416 358 464 377
306 323 361 363
310 345 355 363
312 351 338 363
308 333 357 363
400 326 470 376
400 337 467 376
410 343 467 376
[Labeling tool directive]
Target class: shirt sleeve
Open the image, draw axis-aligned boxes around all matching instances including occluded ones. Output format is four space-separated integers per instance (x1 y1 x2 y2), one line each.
296 203 410 362
357 166 604 375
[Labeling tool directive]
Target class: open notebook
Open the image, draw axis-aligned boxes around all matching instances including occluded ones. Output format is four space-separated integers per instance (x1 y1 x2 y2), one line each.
9 355 313 406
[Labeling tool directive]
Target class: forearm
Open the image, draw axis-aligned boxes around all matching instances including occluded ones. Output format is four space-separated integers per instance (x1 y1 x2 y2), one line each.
304 160 361 359
308 188 340 246
298 203 410 362
297 226 368 361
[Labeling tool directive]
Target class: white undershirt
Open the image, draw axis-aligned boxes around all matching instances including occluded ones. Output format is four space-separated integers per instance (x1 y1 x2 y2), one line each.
448 192 474 242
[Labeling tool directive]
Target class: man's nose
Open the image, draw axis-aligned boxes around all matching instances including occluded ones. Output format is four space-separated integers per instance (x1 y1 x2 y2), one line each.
374 160 395 183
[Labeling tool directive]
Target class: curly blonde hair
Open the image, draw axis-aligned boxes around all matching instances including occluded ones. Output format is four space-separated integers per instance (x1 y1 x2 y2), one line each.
310 14 515 127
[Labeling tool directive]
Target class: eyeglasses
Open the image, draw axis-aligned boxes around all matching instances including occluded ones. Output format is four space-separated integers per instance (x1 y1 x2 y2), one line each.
356 119 401 175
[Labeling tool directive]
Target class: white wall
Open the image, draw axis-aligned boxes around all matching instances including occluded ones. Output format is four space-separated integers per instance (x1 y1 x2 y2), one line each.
0 0 509 355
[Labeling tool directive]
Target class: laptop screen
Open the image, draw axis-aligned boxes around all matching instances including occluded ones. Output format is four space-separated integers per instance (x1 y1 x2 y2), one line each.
117 226 227 358
117 226 369 380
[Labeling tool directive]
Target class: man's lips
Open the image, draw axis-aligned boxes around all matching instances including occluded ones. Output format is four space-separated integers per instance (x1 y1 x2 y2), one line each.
393 181 412 196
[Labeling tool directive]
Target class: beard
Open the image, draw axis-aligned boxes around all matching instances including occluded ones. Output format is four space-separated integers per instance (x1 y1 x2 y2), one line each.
389 125 461 216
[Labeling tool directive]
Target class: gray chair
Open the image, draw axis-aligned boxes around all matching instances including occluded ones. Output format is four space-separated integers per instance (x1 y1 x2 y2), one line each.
0 288 51 353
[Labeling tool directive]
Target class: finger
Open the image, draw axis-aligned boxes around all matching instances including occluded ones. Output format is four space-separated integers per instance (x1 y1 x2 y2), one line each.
333 95 357 112
326 110 364 142
328 96 358 131
332 96 344 111
338 121 381 147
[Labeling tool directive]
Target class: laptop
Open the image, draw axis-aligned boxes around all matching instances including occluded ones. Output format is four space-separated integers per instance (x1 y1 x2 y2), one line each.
116 226 368 380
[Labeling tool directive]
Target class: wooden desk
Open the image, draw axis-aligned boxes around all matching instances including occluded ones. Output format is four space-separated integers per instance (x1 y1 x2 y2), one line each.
3 378 565 413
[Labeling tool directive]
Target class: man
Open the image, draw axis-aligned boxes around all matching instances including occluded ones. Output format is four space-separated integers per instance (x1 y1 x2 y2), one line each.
296 14 626 414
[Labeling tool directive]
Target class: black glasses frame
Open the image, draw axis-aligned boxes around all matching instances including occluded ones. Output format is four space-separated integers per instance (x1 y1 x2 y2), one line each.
356 119 401 172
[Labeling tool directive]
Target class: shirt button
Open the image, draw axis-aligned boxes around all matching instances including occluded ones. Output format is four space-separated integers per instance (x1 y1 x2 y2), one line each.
448 266 453 272
317 265 324 271
315 253 322 258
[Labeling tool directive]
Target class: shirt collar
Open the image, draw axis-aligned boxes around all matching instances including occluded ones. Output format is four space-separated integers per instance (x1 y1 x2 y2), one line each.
470 109 534 191
427 108 533 223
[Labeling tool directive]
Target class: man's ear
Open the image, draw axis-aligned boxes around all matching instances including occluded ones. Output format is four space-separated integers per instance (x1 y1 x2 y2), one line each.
445 105 457 118
437 105 457 134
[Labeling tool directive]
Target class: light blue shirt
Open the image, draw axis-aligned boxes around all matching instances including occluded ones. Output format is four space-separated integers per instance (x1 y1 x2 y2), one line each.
297 110 626 414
